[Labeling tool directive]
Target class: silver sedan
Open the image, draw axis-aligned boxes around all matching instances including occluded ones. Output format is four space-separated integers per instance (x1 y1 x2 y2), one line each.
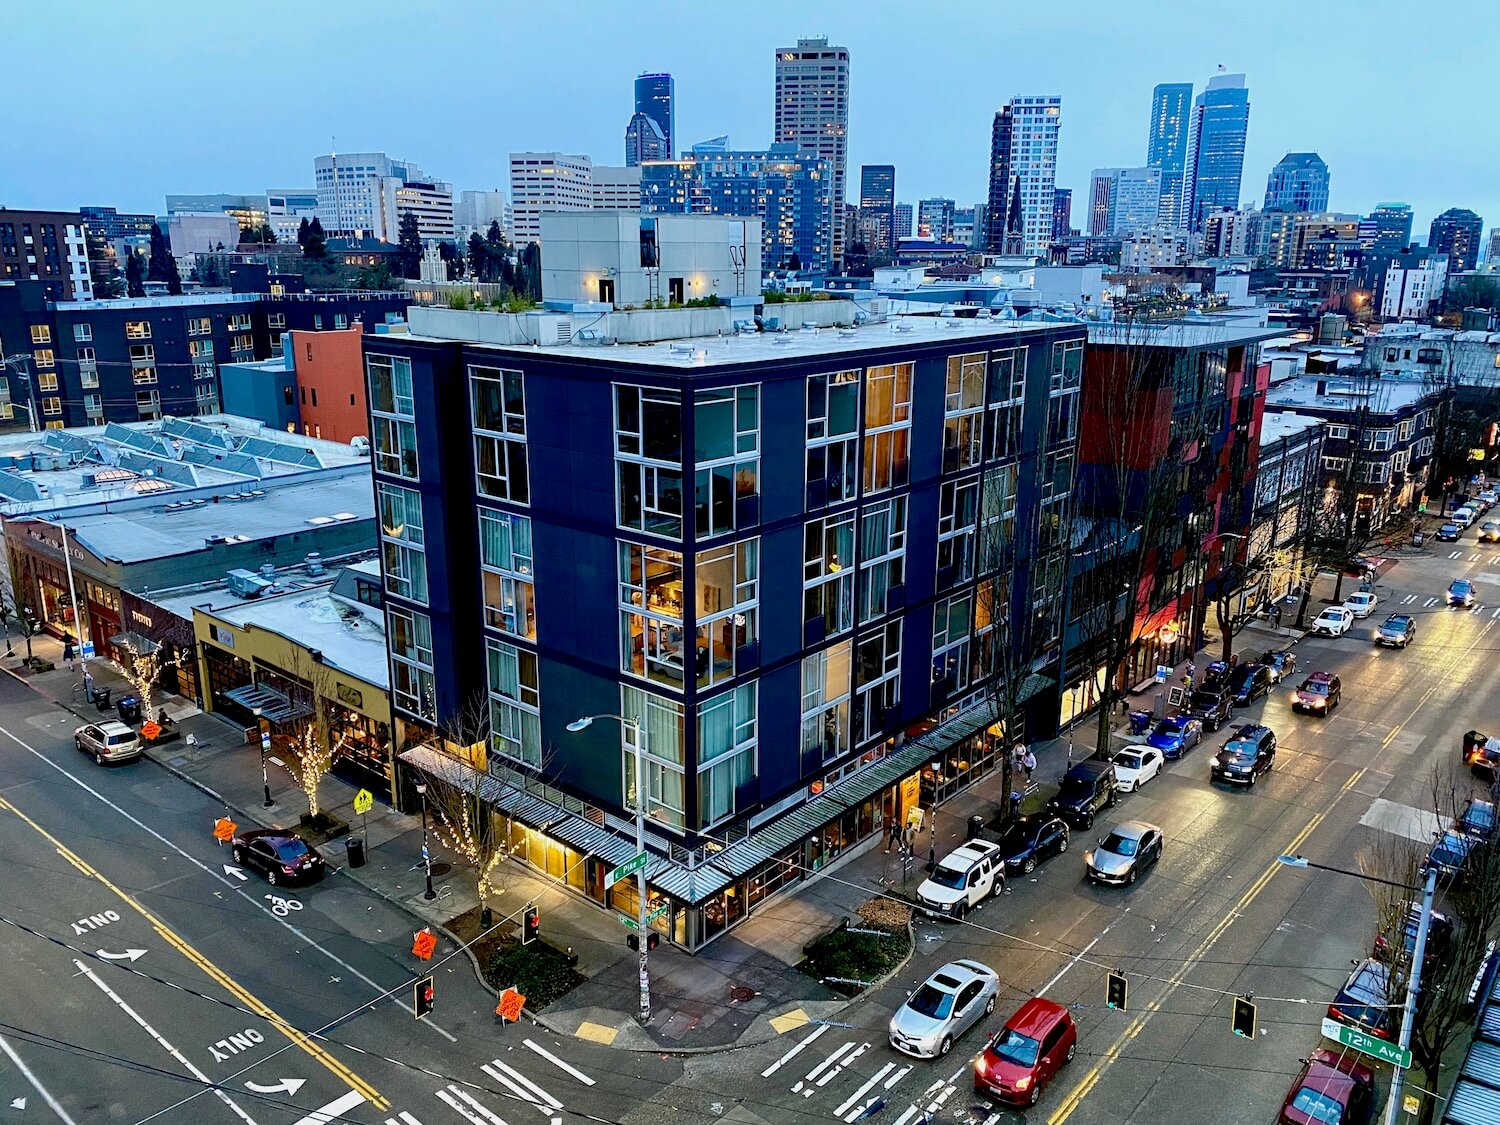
888 959 999 1058
1084 821 1163 886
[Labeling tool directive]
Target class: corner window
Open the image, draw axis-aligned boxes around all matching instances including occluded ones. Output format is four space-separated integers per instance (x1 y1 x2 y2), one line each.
616 385 684 538
471 366 529 504
694 386 759 538
480 509 535 640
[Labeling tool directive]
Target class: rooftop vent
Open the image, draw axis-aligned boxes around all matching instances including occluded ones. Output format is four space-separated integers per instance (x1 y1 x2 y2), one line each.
894 322 915 334
305 552 325 576
225 569 272 598
801 321 818 332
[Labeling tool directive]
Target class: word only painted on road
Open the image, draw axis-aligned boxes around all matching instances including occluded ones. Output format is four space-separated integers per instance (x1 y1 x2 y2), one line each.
209 1027 265 1062
71 909 120 935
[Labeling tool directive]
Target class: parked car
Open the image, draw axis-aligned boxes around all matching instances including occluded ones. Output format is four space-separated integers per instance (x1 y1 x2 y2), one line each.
1373 903 1455 973
1453 506 1477 529
1084 820 1163 885
73 721 143 765
889 959 999 1058
1111 746 1164 792
1200 660 1234 690
1424 828 1478 884
1045 760 1118 829
1146 714 1203 759
1262 649 1298 683
1480 519 1500 543
996 814 1070 876
1189 686 1235 732
1479 489 1498 508
1276 1048 1377 1125
1343 591 1378 618
1212 724 1277 786
1460 799 1496 842
1376 614 1417 648
916 839 1007 920
230 829 326 886
1449 579 1476 607
1310 607 1355 636
1437 522 1461 542
1326 958 1396 1041
973 997 1077 1107
1463 730 1500 781
1292 671 1342 715
1228 662 1272 706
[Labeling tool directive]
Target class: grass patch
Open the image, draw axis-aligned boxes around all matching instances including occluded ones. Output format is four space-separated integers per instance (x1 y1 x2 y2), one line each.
798 912 911 997
485 940 586 1011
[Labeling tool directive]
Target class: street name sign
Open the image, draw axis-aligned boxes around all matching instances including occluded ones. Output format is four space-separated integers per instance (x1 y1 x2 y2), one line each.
1320 1018 1411 1068
607 852 648 887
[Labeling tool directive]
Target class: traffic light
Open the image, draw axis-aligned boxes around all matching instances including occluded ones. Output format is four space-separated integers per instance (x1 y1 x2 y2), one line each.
413 975 435 1020
521 903 540 945
647 931 659 952
1232 995 1256 1038
627 932 661 953
1106 972 1128 1011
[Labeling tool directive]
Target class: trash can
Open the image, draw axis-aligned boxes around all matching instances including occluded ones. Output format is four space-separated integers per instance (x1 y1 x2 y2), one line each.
967 814 986 841
1128 709 1153 736
346 836 366 868
117 695 142 724
92 687 113 712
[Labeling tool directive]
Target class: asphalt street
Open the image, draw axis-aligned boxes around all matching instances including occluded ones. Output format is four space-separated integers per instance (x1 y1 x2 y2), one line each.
670 539 1500 1125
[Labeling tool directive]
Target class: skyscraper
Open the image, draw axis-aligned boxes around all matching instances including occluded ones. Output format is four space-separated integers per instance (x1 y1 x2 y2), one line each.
1147 82 1193 228
984 97 1061 256
917 198 956 242
633 73 674 158
894 203 913 241
1263 153 1330 213
859 165 896 252
984 106 1014 253
775 38 850 264
1052 189 1073 241
1429 208 1485 273
1179 73 1250 232
625 113 669 166
1363 203 1414 255
1089 168 1162 236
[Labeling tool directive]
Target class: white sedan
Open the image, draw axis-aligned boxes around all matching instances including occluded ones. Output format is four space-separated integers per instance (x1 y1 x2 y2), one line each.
1310 607 1355 637
1111 746 1164 792
1343 591 1378 618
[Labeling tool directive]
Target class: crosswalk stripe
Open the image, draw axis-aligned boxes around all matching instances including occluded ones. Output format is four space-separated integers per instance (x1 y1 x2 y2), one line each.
795 1041 854 1092
1491 607 1500 619
481 1060 562 1112
385 1114 424 1125
884 1065 912 1089
437 1086 509 1125
1471 553 1482 561
1449 550 1463 559
837 1062 896 1118
816 1042 869 1090
1423 596 1440 607
1401 593 1417 604
521 1040 595 1087
762 1023 829 1077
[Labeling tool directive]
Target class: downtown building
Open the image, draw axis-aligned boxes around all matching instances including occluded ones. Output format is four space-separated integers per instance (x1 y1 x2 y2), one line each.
0 210 94 301
1180 73 1250 232
984 97 1062 257
1146 82 1193 228
368 301 1085 949
1263 153 1330 213
626 72 675 167
774 38 849 265
859 165 897 253
1429 208 1485 274
508 153 595 244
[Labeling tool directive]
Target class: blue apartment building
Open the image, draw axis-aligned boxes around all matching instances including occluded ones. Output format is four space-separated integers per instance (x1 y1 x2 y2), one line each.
374 302 1085 948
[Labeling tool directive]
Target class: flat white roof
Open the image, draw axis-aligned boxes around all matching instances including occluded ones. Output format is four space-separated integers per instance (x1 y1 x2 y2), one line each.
202 584 388 688
1260 410 1325 446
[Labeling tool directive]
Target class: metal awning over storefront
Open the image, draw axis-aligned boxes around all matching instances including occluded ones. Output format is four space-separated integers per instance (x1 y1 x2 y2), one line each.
647 856 734 902
223 682 312 723
108 631 159 656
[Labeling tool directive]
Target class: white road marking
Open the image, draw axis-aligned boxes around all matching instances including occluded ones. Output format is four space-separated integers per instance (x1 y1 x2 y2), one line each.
436 1087 508 1125
1449 550 1463 559
1423 596 1440 607
0 1034 80 1125
1360 798 1445 844
1400 594 1418 605
1474 604 1485 614
892 1107 922 1125
1471 553 1483 562
761 1023 828 1077
794 1040 854 1092
837 1062 896 1119
385 1114 424 1125
814 1042 869 1092
1041 911 1123 993
291 1090 368 1125
0 724 457 1044
1492 607 1500 619
884 1064 912 1088
521 1039 595 1086
73 959 257 1125
481 1059 562 1113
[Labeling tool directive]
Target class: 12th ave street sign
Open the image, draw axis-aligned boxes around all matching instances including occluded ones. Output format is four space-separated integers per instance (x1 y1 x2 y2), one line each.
1321 1018 1411 1069
607 853 649 887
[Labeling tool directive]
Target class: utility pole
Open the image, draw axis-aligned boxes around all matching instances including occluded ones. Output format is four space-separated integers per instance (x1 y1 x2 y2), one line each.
1383 864 1438 1125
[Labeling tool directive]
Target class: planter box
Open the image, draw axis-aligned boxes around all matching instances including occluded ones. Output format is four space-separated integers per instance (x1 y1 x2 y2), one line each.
298 811 350 843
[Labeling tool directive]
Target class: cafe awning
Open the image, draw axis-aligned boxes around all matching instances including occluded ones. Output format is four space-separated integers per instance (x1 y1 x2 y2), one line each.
223 682 312 723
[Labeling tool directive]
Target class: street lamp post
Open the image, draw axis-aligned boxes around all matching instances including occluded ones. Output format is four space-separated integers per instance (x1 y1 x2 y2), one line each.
252 705 273 807
416 781 436 900
1278 854 1438 1125
568 713 651 1024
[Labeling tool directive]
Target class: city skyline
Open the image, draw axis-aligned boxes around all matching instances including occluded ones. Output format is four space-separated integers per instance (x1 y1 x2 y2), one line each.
4 0 1496 239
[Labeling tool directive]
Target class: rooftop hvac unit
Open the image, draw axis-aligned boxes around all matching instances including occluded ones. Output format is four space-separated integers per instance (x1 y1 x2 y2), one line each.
225 569 273 598
305 552 325 576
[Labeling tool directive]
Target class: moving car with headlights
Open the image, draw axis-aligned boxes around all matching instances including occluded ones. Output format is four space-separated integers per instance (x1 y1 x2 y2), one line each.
230 829 326 886
888 959 998 1058
1463 730 1500 780
1310 607 1355 636
1212 724 1277 786
1146 714 1203 759
1227 662 1271 706
1111 746 1164 792
1480 519 1500 543
1045 760 1118 829
1437 521 1461 542
1376 614 1416 648
974 997 1077 1107
915 839 1006 920
1373 903 1455 973
1293 671 1342 715
996 813 1069 875
1188 686 1235 732
1327 958 1396 1040
1276 1048 1376 1125
1480 489 1498 508
1263 649 1298 683
1449 579 1476 607
1343 591 1378 618
74 721 143 765
1084 821 1162 885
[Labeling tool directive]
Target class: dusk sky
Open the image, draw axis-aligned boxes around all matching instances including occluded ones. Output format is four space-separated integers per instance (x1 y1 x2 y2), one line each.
7 0 1497 239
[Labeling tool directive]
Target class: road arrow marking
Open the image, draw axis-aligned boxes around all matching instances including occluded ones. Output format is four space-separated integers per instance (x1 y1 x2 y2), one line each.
96 948 148 962
245 1078 307 1096
9 1098 24 1110
224 864 247 881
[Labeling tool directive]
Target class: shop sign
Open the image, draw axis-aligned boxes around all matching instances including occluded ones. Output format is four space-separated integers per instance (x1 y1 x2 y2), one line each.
336 683 363 708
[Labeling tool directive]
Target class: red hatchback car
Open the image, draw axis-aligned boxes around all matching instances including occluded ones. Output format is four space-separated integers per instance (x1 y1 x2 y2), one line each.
974 997 1077 1107
1278 1048 1376 1124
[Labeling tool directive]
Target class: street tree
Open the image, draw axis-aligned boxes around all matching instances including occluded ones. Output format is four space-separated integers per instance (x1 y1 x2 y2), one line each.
397 212 422 279
116 636 184 724
296 217 311 248
125 250 146 298
466 231 487 281
146 223 172 282
275 658 352 821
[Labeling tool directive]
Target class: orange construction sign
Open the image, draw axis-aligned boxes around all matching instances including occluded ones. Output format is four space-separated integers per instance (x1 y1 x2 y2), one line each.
213 817 236 843
411 929 437 961
141 721 162 741
496 987 526 1022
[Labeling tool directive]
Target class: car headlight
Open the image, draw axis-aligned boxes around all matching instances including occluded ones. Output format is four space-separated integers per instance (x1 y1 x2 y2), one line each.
1014 1075 1032 1091
1312 698 1325 708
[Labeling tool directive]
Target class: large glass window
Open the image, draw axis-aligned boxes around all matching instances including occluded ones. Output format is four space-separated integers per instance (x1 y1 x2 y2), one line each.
480 509 535 640
805 512 855 636
988 347 1027 461
802 640 851 764
697 684 757 828
1046 387 1079 447
859 497 907 622
944 352 986 472
487 638 541 767
616 385 684 538
471 366 529 504
1050 338 1083 392
806 369 859 507
980 465 1019 574
862 362 913 494
694 386 759 538
621 687 686 830
937 476 980 587
369 355 418 479
378 483 427 604
619 542 686 688
694 539 758 688
388 606 435 720
854 620 901 745
932 592 973 696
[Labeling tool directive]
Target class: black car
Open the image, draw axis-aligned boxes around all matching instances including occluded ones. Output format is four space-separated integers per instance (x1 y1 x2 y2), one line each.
996 813 1070 875
1211 724 1277 786
1464 730 1500 781
1045 760 1118 829
1373 903 1455 973
1188 686 1234 731
1227 663 1271 707
1437 522 1461 542
1262 649 1298 683
230 829 326 886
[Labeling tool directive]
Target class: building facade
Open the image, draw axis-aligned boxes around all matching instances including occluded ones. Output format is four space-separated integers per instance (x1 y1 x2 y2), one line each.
368 303 1085 949
381 179 455 243
508 153 594 244
625 113 669 167
1147 82 1193 228
1088 167 1163 237
774 38 849 265
1364 203 1414 256
454 191 508 241
1052 189 1073 242
1381 253 1449 321
984 98 1061 256
80 206 156 243
1263 153 1330 213
313 153 434 239
859 165 896 253
917 198 956 243
894 204 913 242
1249 411 1325 606
590 166 643 212
1429 208 1485 274
0 210 93 300
1180 73 1250 232
634 72 675 160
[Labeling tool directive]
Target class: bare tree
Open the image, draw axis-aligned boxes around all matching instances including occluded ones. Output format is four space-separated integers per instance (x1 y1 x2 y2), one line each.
275 658 352 821
117 636 184 723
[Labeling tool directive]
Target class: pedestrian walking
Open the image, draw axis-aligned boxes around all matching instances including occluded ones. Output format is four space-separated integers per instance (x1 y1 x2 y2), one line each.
62 637 75 671
1021 748 1037 782
885 817 901 854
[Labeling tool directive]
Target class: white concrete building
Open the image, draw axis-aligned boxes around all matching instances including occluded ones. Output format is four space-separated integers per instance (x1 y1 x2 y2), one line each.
1004 96 1062 257
166 212 242 256
539 213 762 307
379 178 455 242
265 189 321 244
454 190 508 239
508 153 594 244
1118 228 1191 271
590 165 643 212
1381 257 1449 321
313 152 432 239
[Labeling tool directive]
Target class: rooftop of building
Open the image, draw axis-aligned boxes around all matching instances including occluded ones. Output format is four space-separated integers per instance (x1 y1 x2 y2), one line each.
1264 370 1437 414
1085 320 1285 350
0 415 370 516
1259 410 1325 446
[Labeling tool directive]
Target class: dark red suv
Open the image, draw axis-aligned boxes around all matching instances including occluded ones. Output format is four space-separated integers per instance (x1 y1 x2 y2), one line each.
974 997 1077 1107
1277 1048 1375 1124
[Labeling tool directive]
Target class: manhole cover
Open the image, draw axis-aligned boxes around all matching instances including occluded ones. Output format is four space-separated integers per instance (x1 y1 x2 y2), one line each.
429 862 452 877
729 985 757 1002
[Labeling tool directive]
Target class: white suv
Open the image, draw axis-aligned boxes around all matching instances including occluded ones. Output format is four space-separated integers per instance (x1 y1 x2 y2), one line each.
916 839 1006 920
74 721 142 765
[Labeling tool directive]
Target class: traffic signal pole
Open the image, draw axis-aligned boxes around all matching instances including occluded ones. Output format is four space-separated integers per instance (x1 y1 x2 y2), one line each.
1383 864 1437 1125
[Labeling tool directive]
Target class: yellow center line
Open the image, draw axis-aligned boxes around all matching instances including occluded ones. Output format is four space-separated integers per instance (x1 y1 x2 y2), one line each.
0 794 386 1110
